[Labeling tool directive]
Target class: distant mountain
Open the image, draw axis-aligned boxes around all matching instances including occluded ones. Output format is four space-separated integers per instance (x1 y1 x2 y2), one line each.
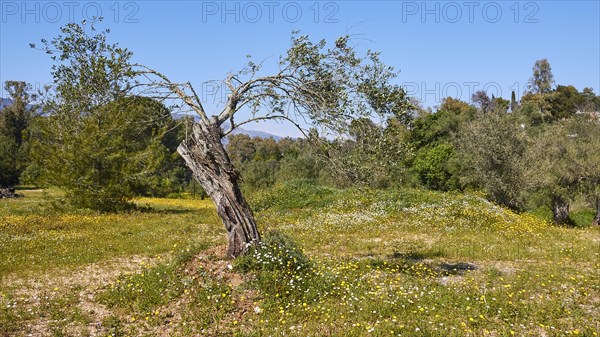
0 98 14 110
228 127 282 141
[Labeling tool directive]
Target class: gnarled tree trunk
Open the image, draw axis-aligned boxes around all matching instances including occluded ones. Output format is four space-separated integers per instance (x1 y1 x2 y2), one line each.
552 195 573 226
177 121 260 258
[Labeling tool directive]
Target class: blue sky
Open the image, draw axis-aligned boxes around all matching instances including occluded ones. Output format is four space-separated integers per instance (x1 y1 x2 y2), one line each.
1 1 599 136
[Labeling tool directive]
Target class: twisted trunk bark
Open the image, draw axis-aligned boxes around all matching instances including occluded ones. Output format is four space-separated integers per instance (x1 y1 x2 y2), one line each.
552 195 573 226
177 121 260 258
593 197 600 226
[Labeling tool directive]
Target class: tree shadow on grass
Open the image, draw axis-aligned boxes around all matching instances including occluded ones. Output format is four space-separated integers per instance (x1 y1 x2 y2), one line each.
390 250 446 262
388 251 478 277
137 207 196 215
437 262 478 275
134 203 205 215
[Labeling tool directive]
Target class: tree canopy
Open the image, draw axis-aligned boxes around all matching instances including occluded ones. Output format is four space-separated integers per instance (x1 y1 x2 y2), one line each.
31 23 185 211
0 81 35 187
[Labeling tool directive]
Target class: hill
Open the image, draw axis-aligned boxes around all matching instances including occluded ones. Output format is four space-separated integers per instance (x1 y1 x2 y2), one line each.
0 183 598 336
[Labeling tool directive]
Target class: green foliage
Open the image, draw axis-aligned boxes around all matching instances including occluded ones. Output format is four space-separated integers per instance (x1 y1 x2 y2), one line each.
0 134 19 187
408 109 460 149
518 97 548 126
525 116 600 223
510 90 518 112
580 87 600 111
456 113 528 210
325 117 412 188
227 134 327 193
492 96 510 113
520 84 598 122
276 151 322 183
527 58 555 94
412 142 460 191
240 160 279 191
547 85 587 118
249 179 336 211
227 121 412 192
31 96 183 211
407 99 473 191
0 81 35 187
276 34 411 132
31 22 189 210
438 97 477 117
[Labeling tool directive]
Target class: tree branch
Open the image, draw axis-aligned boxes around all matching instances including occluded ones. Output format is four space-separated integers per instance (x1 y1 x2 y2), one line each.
133 64 210 125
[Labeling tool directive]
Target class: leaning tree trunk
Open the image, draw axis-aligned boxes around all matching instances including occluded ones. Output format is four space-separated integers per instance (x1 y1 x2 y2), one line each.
552 195 573 226
177 121 260 258
593 197 600 226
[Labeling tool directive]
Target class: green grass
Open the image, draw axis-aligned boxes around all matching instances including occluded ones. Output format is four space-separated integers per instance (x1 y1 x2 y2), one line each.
0 190 221 276
1 184 599 336
530 205 596 228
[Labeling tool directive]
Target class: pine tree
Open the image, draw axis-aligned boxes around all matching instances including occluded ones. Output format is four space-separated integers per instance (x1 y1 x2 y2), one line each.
31 23 184 211
0 81 35 187
510 90 518 112
31 96 181 211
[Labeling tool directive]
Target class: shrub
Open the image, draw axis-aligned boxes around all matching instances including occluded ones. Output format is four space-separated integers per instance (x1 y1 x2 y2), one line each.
235 230 319 301
249 179 336 211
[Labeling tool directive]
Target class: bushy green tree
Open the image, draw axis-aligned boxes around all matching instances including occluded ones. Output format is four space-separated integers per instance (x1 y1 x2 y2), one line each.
520 85 600 123
32 96 183 211
329 118 387 187
275 135 324 185
32 21 191 210
547 85 586 117
492 96 510 114
580 87 600 112
525 117 600 225
407 97 474 191
0 81 35 187
527 58 554 94
456 113 529 210
412 142 460 191
323 116 412 188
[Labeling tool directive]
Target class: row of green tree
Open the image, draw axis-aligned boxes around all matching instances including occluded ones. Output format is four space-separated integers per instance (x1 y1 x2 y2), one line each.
1 59 599 226
224 60 600 226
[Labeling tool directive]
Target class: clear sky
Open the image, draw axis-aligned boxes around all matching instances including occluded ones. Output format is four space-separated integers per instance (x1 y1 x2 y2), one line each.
1 0 599 136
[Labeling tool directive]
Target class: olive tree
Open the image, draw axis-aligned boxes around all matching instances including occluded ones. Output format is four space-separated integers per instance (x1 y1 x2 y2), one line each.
38 22 410 257
147 36 410 257
525 117 600 226
455 113 529 210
